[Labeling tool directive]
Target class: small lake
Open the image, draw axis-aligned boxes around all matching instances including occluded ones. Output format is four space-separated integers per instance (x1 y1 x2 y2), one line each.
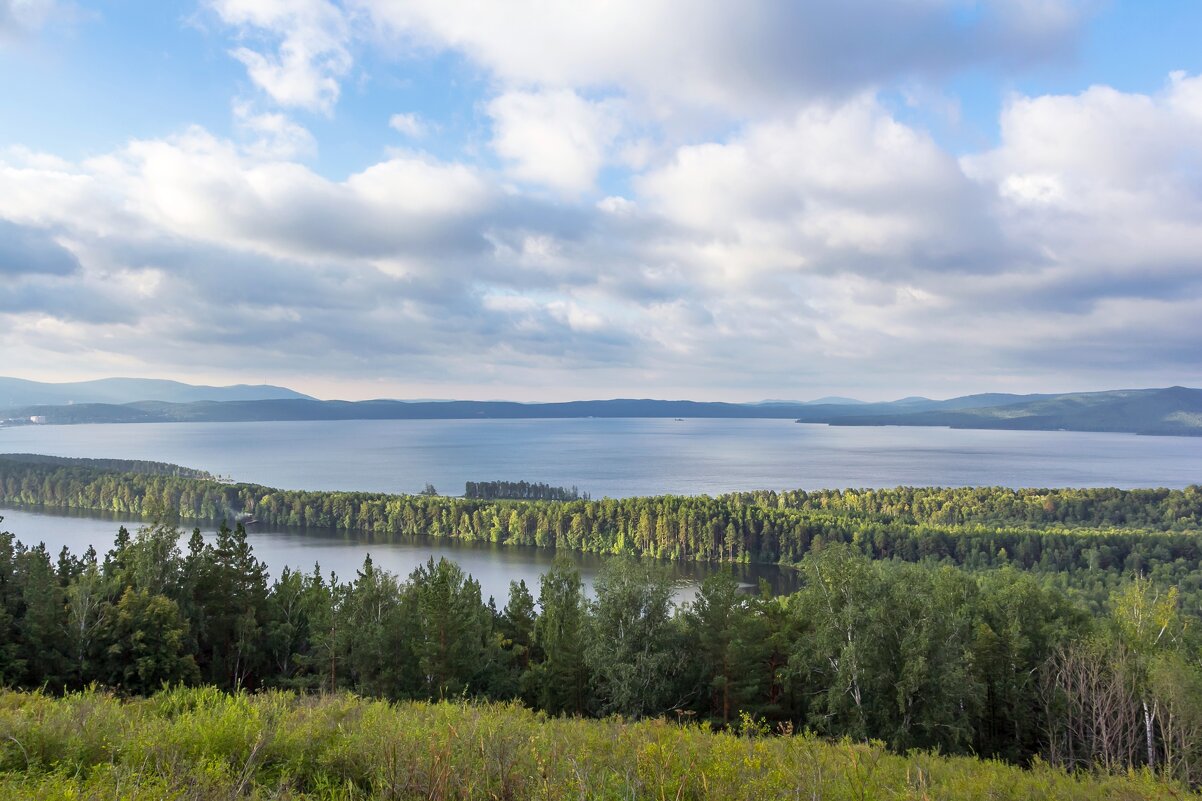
1 418 1199 496
0 506 796 603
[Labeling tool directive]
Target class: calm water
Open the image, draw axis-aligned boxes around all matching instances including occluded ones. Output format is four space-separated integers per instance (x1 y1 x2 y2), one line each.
1 418 1199 496
2 419 1197 599
0 506 794 603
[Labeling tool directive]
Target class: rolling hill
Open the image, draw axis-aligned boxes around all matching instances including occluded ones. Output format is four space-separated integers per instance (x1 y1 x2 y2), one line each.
1 386 1200 435
823 386 1202 436
0 376 312 407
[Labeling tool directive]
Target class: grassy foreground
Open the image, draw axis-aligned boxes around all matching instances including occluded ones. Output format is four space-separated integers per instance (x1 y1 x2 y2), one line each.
0 688 1194 801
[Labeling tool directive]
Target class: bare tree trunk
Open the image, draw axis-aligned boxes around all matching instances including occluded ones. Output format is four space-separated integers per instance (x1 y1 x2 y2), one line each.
1143 700 1157 769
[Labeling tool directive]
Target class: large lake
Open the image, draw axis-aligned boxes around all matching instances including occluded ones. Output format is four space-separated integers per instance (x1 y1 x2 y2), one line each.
1 418 1199 496
1 418 1198 599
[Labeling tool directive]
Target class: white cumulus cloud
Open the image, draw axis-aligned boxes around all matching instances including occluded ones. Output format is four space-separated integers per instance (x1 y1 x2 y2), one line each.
233 103 317 160
388 112 428 138
3 69 1202 397
488 89 624 195
211 0 352 114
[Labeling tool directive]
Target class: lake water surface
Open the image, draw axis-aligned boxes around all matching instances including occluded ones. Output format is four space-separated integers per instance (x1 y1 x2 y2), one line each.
0 506 795 603
2 418 1198 496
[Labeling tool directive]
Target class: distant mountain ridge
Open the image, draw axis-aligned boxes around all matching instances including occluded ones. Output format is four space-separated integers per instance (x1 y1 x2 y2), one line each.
822 386 1202 436
1 398 811 424
0 377 313 407
1 386 1200 436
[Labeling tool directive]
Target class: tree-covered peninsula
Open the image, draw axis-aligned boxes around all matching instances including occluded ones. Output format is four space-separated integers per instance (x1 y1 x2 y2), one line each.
2 455 1202 614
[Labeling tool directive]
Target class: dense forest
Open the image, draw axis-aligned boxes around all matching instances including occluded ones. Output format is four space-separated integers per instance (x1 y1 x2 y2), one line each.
5 456 1202 788
0 453 214 479
464 480 588 501
3 457 1202 615
3 514 1202 786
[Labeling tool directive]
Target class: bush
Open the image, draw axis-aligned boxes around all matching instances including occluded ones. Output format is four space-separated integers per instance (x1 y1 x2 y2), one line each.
0 687 1195 800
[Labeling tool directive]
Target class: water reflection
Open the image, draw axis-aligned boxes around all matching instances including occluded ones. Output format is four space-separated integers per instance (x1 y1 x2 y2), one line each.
0 505 799 603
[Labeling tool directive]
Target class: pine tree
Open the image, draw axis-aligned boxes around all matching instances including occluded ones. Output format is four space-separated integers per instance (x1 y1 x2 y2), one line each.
17 545 69 688
191 522 268 689
344 555 403 696
405 557 492 698
533 557 590 715
498 579 538 701
686 572 746 724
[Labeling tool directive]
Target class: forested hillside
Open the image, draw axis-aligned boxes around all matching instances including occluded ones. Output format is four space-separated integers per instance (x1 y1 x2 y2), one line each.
4 385 1201 434
2 516 1202 783
6 456 1202 787
825 386 1202 436
0 453 214 479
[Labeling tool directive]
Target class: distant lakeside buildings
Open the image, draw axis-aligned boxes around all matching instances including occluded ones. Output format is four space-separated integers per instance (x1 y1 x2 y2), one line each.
0 415 46 426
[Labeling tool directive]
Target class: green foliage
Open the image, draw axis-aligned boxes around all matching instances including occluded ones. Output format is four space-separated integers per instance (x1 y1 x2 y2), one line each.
586 558 682 718
685 572 747 725
101 587 199 693
403 557 494 699
496 579 537 700
188 522 271 689
341 555 404 697
14 544 68 688
6 458 1202 581
0 452 213 478
466 480 589 501
6 464 1202 782
0 687 1195 800
530 557 590 715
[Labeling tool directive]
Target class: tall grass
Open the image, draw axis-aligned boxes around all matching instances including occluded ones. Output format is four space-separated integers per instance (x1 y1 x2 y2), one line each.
0 687 1192 800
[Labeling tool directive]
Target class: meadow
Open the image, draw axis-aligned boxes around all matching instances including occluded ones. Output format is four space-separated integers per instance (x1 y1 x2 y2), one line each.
1 687 1193 800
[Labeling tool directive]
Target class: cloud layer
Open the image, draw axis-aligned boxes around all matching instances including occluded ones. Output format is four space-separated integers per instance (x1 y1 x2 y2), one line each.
1 1 1199 400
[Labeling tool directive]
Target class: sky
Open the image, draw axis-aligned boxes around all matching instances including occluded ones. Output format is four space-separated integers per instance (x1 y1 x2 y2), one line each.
1 0 1201 402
